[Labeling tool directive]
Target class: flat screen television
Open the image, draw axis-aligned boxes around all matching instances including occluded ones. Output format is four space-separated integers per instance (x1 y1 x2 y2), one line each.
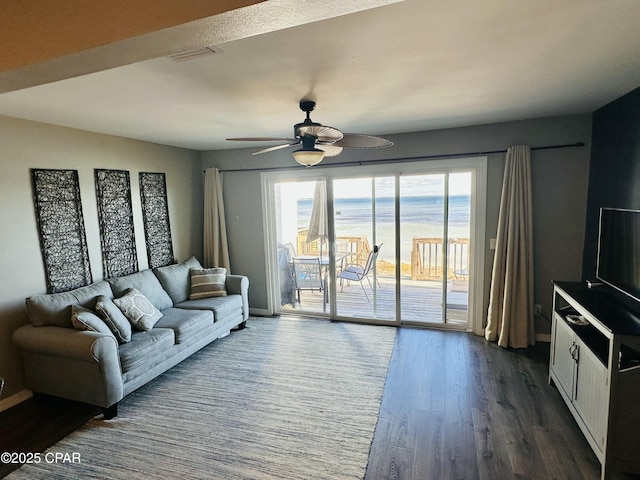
597 208 640 303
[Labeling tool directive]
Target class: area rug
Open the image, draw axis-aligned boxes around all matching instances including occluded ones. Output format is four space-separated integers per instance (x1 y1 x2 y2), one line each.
9 317 396 480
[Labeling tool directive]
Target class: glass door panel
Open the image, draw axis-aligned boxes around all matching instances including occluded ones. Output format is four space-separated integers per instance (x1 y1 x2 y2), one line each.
446 172 471 325
400 175 446 323
273 180 331 315
333 177 396 321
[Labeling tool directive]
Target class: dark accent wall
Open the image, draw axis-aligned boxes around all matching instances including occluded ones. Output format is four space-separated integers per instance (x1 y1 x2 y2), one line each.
583 87 640 279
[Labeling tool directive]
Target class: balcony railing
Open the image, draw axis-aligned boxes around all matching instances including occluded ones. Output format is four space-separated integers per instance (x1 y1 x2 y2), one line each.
410 237 469 281
294 229 469 286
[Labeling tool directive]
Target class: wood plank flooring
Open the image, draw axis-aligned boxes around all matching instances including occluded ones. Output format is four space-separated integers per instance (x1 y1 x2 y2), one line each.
2 323 638 479
366 327 639 480
0 395 99 478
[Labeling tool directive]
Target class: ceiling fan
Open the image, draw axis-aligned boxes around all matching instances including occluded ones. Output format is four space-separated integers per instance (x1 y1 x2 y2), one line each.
227 99 393 166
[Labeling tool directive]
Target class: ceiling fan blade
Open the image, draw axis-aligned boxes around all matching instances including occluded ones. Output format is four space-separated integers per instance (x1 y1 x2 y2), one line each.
296 125 343 142
227 137 297 142
252 142 299 155
316 144 343 157
333 133 393 148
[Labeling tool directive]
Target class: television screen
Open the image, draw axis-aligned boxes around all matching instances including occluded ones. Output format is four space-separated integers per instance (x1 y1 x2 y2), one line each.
597 208 640 302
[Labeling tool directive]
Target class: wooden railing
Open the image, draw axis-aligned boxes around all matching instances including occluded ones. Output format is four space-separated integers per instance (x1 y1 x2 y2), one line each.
296 229 371 264
411 237 469 281
292 230 469 283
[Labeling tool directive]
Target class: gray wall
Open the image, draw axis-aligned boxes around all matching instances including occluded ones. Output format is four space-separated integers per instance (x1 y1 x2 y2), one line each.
202 114 592 331
0 115 203 400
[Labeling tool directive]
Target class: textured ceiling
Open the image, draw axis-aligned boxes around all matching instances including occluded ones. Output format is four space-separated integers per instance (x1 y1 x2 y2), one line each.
0 0 639 151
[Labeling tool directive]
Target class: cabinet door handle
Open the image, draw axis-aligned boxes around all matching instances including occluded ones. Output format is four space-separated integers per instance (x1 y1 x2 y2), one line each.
569 342 579 362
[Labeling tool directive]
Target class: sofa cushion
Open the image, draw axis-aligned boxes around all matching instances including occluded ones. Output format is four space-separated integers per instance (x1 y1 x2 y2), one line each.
108 270 173 310
176 295 242 321
113 288 163 331
154 307 214 343
70 305 115 338
189 268 227 299
119 328 175 374
26 281 113 328
153 256 203 304
95 295 132 343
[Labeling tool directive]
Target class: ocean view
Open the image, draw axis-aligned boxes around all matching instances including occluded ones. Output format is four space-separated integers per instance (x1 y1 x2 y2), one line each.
297 195 471 264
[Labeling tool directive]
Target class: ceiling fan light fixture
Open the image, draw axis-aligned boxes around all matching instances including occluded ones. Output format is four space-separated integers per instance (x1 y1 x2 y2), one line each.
227 99 393 165
292 147 325 167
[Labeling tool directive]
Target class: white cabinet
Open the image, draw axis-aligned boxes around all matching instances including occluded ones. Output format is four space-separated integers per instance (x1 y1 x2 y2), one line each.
550 282 640 480
551 314 608 453
573 340 608 450
551 315 577 399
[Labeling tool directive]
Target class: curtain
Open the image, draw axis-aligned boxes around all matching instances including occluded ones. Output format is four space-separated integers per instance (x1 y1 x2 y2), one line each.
203 168 230 270
485 145 535 348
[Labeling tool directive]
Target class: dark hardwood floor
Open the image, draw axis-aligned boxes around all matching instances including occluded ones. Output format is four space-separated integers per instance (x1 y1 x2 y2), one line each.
1 325 638 479
0 394 99 478
367 327 639 480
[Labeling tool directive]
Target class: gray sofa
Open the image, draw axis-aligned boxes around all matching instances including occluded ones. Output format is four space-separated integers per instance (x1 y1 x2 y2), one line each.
12 256 249 418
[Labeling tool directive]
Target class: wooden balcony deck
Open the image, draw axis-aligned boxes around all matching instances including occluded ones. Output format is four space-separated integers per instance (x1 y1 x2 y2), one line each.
281 275 469 327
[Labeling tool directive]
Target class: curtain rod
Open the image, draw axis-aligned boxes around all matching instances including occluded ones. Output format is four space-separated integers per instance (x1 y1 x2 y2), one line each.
211 142 585 173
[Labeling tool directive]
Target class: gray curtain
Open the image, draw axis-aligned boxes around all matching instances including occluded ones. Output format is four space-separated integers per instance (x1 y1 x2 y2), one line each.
485 145 535 348
203 167 230 270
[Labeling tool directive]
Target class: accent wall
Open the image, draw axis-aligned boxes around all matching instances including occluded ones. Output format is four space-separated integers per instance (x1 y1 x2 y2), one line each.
583 87 640 279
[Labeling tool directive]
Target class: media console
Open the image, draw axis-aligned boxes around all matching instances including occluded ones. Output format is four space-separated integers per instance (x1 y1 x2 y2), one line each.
550 282 640 480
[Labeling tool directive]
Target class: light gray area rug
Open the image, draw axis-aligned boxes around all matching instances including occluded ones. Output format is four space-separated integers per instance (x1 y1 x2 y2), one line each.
10 318 396 479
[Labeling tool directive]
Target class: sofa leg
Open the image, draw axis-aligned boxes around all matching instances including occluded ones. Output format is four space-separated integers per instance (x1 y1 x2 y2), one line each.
102 403 118 420
237 321 247 330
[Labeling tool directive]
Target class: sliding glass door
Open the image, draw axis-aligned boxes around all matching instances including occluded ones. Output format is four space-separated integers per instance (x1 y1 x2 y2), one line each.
270 179 331 316
399 172 471 326
332 177 396 322
263 157 485 332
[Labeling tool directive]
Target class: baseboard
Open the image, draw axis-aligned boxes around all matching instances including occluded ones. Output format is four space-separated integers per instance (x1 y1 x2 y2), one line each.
0 389 33 413
536 333 551 343
249 308 272 317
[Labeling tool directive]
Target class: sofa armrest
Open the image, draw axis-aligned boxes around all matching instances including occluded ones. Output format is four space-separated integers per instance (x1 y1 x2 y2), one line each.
12 325 124 408
13 325 117 361
226 275 249 320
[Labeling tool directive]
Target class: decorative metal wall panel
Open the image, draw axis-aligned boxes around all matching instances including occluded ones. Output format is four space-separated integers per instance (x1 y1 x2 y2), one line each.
31 169 92 293
95 169 138 278
139 172 174 268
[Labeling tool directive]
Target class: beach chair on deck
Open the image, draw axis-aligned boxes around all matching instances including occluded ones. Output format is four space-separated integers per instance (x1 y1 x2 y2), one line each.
337 244 382 302
292 256 323 304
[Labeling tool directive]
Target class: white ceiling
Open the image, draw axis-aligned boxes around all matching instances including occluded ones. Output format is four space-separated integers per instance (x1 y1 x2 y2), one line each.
1 0 639 152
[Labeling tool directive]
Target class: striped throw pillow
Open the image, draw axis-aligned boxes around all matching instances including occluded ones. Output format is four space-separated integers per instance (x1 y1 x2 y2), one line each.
189 268 227 299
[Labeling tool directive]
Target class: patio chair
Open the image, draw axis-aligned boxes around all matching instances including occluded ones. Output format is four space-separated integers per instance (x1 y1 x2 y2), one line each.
292 256 324 304
337 244 382 302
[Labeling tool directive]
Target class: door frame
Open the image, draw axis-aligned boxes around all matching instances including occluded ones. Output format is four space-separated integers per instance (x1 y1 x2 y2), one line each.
261 156 487 334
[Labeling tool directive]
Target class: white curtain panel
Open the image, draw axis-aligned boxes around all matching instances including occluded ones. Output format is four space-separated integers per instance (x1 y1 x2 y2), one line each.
485 145 535 348
203 167 231 270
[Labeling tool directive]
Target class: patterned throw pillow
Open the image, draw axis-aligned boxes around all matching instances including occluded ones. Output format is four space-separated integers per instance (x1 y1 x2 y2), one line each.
189 268 227 300
113 288 163 331
70 305 115 338
95 295 132 343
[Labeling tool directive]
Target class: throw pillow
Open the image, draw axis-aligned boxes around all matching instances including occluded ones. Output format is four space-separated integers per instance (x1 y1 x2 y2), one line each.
70 305 115 338
95 295 132 343
113 288 163 331
189 268 227 300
